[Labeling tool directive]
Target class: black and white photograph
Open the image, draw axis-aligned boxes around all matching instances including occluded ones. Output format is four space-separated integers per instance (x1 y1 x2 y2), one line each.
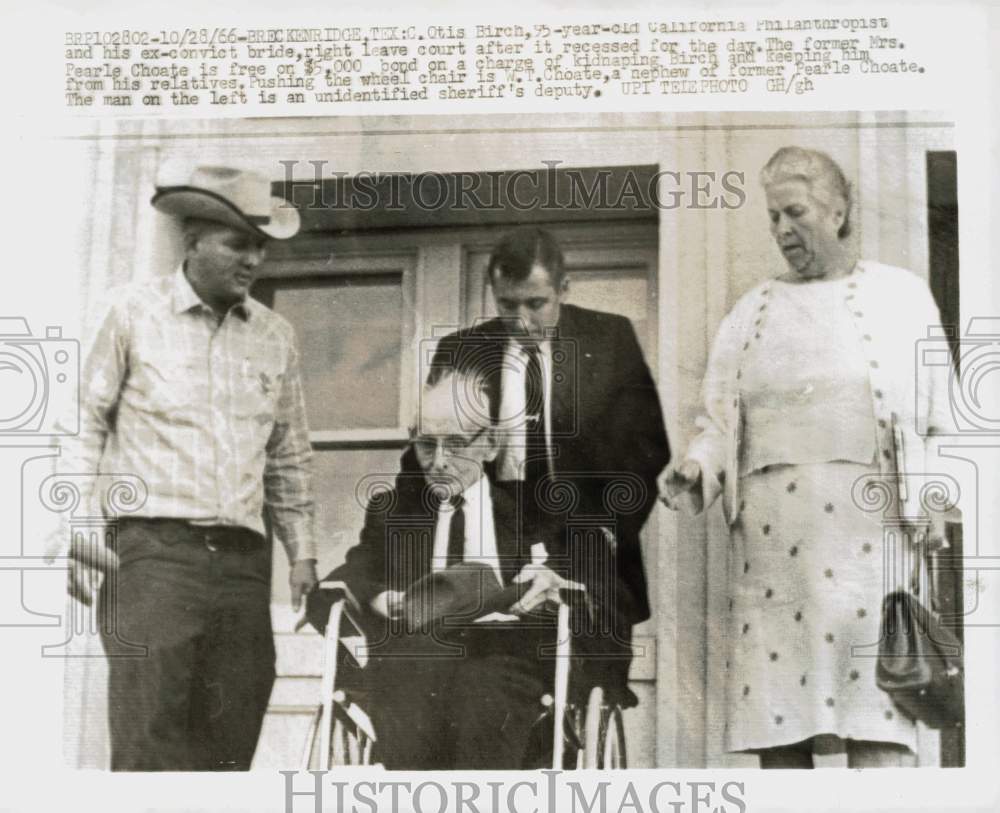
2 3 999 812
45 111 965 770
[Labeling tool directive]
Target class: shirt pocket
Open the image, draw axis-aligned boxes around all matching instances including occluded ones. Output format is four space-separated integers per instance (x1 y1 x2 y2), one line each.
234 358 285 424
127 353 204 422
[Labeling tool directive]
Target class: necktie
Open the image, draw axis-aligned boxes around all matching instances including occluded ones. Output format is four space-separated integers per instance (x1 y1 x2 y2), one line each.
446 495 465 568
524 344 548 480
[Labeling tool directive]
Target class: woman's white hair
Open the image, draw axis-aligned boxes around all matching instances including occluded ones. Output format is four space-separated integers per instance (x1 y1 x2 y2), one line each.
760 146 854 239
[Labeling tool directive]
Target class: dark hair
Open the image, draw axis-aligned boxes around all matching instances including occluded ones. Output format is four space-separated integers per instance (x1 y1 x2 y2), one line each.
760 146 854 240
487 226 565 285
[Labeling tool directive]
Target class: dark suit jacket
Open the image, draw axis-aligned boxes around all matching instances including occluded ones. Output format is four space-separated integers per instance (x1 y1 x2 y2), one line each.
310 467 632 661
328 471 537 613
425 303 670 625
308 470 641 766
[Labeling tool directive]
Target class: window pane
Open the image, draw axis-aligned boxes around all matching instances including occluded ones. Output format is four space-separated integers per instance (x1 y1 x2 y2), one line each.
465 250 651 353
270 445 406 598
564 271 648 347
272 275 403 430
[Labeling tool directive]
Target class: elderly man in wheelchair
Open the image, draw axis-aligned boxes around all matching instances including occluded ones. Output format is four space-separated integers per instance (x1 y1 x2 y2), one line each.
304 370 636 770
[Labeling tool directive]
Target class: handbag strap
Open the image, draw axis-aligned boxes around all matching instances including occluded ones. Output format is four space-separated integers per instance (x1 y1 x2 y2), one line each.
908 523 928 598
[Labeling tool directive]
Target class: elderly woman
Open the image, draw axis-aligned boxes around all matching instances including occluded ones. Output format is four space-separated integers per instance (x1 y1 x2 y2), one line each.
660 146 954 768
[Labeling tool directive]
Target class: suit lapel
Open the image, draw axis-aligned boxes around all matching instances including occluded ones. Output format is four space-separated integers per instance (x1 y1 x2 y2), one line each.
549 305 579 447
469 319 508 423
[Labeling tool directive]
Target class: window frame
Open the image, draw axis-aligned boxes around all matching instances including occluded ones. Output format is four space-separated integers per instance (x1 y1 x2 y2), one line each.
253 250 419 447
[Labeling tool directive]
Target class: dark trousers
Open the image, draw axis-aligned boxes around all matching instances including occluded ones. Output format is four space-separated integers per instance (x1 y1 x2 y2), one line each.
98 519 275 771
363 626 553 770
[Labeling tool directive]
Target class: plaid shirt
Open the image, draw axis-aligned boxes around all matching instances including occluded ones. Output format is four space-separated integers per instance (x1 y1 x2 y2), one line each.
60 266 315 562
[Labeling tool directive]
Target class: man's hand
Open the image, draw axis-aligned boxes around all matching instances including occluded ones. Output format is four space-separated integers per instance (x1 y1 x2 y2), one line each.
369 590 405 620
657 459 703 510
290 559 318 611
510 564 585 615
66 538 120 607
68 560 98 607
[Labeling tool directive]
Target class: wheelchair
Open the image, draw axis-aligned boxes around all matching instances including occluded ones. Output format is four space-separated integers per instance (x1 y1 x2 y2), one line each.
299 580 631 770
299 582 377 769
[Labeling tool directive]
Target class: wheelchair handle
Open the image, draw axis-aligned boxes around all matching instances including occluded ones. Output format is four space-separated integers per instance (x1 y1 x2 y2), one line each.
317 580 363 616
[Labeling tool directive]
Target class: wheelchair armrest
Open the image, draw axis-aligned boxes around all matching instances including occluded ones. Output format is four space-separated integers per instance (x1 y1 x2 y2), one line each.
545 584 593 627
317 580 364 617
298 581 366 635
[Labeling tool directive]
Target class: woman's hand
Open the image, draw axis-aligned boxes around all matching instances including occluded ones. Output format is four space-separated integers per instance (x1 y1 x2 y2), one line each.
657 459 703 510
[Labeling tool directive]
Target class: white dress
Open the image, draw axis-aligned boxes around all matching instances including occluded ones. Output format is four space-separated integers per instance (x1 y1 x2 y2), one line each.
723 272 917 753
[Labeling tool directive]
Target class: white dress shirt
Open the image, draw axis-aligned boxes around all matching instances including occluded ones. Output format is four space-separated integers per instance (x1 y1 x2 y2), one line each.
431 474 502 586
496 339 552 482
430 474 549 588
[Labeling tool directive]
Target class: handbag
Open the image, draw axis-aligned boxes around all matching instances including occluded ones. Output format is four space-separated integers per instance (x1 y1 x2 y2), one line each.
875 540 964 729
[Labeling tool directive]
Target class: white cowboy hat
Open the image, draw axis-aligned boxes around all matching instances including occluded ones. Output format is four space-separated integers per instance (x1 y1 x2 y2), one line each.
151 165 300 239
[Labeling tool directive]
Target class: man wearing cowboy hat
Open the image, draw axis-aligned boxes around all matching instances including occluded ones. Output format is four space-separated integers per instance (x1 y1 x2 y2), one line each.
62 165 316 771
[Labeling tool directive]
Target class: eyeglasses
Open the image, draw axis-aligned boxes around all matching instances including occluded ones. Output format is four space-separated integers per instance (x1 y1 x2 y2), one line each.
411 426 489 455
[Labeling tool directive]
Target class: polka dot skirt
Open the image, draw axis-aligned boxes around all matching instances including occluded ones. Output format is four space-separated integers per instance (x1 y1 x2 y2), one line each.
723 462 916 753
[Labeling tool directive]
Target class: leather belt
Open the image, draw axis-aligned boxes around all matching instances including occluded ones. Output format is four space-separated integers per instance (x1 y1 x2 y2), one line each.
117 518 265 553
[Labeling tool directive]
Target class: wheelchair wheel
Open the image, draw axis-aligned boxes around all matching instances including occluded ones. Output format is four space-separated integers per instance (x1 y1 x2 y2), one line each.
305 694 376 768
330 715 348 766
582 686 628 769
332 701 375 767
